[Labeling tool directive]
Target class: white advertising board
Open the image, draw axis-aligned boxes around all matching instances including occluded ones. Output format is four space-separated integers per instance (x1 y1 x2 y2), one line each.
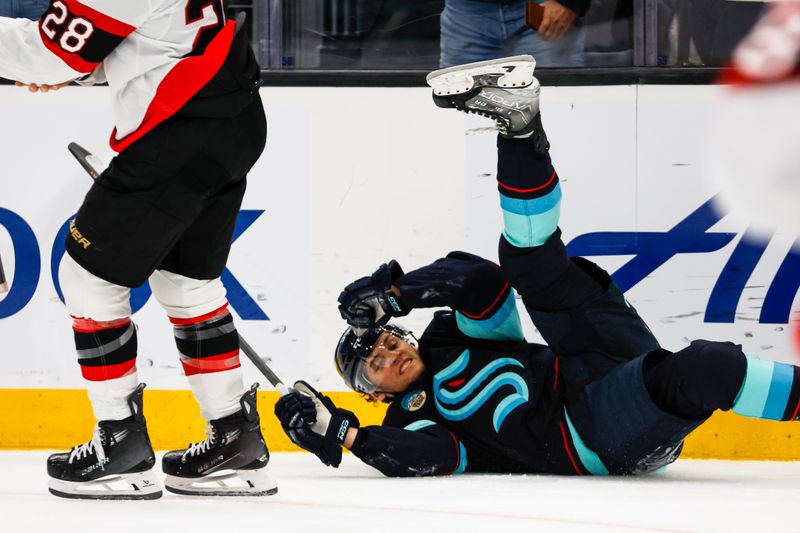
0 84 797 392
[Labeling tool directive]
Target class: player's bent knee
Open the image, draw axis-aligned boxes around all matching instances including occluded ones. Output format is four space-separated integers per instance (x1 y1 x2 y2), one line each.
149 270 228 319
682 340 747 377
58 253 132 321
674 340 747 409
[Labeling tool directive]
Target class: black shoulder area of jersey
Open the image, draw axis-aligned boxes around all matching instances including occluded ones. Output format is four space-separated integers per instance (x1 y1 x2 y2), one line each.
419 310 531 353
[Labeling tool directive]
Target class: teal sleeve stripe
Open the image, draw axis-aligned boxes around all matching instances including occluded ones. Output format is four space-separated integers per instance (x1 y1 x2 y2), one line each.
763 361 794 420
499 184 562 215
455 291 524 341
733 357 780 418
564 409 609 476
404 420 437 431
455 442 468 474
502 203 561 248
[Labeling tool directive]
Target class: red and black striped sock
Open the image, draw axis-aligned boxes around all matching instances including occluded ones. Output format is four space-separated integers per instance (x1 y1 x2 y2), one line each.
73 317 137 382
170 305 241 378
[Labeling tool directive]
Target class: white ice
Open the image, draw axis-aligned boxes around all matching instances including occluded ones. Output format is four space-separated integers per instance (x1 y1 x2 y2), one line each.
2 452 799 533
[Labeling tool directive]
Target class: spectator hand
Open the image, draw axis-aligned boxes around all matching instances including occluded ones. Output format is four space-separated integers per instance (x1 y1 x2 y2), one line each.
15 81 70 93
338 260 408 329
538 1 577 43
274 381 360 468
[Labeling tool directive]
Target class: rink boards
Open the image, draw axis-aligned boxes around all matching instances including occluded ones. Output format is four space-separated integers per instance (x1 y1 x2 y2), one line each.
0 84 797 457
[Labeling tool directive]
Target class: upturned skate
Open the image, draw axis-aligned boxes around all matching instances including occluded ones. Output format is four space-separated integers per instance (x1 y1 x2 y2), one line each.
427 54 549 151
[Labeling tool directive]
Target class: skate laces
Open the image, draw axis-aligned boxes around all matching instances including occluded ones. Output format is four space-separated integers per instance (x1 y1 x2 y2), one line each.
460 107 509 133
68 425 107 464
465 86 540 135
183 424 217 458
461 84 539 135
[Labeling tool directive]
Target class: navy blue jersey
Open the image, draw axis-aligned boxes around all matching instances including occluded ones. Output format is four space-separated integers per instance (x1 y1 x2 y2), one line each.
349 252 590 476
349 141 661 477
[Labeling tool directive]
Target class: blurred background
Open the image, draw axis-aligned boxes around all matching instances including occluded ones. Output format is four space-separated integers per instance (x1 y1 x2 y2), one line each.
228 0 765 70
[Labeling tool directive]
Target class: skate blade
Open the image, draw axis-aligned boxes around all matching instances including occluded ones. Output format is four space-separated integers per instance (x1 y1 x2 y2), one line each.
49 470 163 500
426 55 536 96
164 467 278 497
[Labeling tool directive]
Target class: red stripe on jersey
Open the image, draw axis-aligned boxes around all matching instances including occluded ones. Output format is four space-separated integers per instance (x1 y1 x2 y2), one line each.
497 169 557 194
72 316 131 333
169 303 230 326
460 282 509 320
789 395 800 421
80 358 136 381
553 356 559 390
181 350 241 376
38 28 98 73
446 431 463 475
110 21 236 153
64 0 136 37
559 421 584 475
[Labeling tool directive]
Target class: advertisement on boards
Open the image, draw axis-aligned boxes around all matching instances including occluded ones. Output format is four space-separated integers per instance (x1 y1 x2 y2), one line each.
0 85 797 393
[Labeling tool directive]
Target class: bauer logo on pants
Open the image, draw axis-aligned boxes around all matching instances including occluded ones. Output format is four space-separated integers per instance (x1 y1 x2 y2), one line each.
68 220 91 249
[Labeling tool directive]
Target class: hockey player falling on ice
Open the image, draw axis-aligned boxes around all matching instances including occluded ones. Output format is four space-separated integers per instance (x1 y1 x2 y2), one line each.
0 1 273 499
276 55 800 477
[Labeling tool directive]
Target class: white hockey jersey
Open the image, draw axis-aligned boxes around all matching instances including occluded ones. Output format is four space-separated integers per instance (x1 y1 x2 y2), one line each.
0 0 236 152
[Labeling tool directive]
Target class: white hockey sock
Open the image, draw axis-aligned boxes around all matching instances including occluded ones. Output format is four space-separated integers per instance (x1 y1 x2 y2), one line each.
87 371 139 421
187 367 247 420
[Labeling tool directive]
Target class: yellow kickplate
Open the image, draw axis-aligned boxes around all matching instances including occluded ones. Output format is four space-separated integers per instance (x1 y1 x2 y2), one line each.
0 389 387 451
679 410 800 460
1 389 800 460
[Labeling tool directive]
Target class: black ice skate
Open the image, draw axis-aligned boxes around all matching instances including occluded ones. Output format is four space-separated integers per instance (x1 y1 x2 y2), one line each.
162 383 277 496
427 55 549 151
47 383 162 500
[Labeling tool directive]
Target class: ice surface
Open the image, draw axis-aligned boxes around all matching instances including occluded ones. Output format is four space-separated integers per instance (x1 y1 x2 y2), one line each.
2 452 799 533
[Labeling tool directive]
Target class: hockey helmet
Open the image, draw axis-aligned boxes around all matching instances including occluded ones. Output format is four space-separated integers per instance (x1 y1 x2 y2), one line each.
334 323 416 394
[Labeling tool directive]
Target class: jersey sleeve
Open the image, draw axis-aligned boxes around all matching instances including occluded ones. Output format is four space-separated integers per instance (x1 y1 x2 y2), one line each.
349 401 467 477
0 0 142 84
395 251 524 342
349 424 466 477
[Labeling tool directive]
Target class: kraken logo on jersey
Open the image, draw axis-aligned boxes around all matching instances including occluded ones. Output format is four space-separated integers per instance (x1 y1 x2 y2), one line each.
433 350 529 432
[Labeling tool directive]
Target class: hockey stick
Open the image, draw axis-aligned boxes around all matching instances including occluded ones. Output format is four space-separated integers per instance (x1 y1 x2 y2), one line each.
237 335 289 395
67 142 290 395
66 142 102 179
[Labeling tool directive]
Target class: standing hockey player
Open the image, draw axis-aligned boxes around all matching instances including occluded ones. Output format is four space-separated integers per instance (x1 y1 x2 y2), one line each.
275 55 800 476
0 2 274 498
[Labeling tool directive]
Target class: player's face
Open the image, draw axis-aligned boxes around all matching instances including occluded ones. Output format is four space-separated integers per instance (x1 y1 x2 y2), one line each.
363 331 425 394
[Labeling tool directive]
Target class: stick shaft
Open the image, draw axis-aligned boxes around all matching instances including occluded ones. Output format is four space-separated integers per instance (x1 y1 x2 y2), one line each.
238 334 289 395
68 141 290 395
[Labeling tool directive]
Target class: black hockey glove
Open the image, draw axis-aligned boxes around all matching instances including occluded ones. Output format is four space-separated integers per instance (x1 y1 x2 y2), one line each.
338 260 409 329
274 380 360 468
